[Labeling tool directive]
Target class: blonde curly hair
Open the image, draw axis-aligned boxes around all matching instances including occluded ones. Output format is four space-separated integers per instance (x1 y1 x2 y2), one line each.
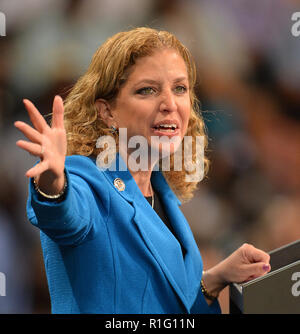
63 27 209 202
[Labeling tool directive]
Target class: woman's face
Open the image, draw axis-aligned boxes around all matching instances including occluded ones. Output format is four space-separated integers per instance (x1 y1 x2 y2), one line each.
110 48 191 160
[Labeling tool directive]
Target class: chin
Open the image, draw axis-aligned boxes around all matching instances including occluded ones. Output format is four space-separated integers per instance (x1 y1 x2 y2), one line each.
150 135 183 160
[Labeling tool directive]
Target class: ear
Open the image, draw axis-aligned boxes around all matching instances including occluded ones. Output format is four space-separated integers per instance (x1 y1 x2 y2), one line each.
95 99 115 127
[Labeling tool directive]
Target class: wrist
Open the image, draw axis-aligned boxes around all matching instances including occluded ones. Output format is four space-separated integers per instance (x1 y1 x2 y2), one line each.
201 273 217 301
35 169 65 194
33 170 67 201
202 267 227 299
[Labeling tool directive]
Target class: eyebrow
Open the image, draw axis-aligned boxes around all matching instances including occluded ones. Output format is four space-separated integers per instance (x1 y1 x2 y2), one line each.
134 76 188 86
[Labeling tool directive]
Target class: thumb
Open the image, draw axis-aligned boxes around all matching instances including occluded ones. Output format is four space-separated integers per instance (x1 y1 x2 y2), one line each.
244 262 271 281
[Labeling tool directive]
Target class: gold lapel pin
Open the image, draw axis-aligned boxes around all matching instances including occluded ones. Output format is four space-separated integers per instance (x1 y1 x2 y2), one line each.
113 178 125 191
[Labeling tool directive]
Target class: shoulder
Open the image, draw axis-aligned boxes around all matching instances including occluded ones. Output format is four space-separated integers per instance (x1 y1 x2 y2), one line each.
64 154 108 187
64 155 111 210
65 155 100 176
65 154 97 170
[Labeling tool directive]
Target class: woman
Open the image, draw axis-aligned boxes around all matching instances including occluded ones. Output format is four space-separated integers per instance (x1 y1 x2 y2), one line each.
15 27 270 314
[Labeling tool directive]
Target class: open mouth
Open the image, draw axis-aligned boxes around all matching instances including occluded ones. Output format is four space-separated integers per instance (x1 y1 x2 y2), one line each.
152 124 178 133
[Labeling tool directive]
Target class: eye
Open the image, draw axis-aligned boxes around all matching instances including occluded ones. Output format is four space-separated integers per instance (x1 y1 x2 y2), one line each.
174 85 187 94
136 87 156 95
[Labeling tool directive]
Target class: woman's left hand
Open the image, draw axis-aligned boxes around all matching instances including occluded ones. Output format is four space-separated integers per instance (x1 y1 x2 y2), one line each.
203 243 271 299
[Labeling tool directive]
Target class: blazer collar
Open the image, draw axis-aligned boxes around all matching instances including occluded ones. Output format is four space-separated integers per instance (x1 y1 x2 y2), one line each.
97 153 202 312
98 153 181 205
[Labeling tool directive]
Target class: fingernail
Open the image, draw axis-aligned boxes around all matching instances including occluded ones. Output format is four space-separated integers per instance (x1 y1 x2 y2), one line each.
263 264 270 271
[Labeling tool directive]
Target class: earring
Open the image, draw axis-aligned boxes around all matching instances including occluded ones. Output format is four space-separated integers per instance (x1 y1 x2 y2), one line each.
110 125 118 134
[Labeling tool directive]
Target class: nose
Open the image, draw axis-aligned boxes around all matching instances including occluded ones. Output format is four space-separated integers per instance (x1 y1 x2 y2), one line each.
159 89 177 113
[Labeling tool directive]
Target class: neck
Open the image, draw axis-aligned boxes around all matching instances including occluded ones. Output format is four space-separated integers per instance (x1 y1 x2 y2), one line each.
118 147 157 197
130 170 153 197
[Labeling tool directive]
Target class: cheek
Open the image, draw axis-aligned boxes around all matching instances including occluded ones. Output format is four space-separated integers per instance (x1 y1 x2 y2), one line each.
114 101 138 127
129 102 154 131
181 106 191 134
118 103 152 136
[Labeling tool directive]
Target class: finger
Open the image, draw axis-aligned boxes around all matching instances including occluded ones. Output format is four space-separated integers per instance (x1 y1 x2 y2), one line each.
51 95 65 129
23 99 48 133
26 160 49 178
16 140 43 157
243 262 271 281
14 121 42 144
242 244 270 264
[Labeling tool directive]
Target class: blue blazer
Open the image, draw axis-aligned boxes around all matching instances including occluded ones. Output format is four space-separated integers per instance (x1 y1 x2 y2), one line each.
27 153 221 314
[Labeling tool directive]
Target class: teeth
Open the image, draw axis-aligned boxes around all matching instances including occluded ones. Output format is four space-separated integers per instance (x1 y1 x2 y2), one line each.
158 128 174 132
156 124 177 129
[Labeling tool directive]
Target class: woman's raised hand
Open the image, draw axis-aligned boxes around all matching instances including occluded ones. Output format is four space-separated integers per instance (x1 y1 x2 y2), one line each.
15 95 67 195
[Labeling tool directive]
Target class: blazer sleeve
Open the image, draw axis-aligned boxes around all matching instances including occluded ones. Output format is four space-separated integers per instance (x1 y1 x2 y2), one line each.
190 287 222 314
26 163 109 246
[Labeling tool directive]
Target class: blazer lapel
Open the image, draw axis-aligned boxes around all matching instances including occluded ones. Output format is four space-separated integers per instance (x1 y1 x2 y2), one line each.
132 194 191 311
99 153 202 311
151 171 203 307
